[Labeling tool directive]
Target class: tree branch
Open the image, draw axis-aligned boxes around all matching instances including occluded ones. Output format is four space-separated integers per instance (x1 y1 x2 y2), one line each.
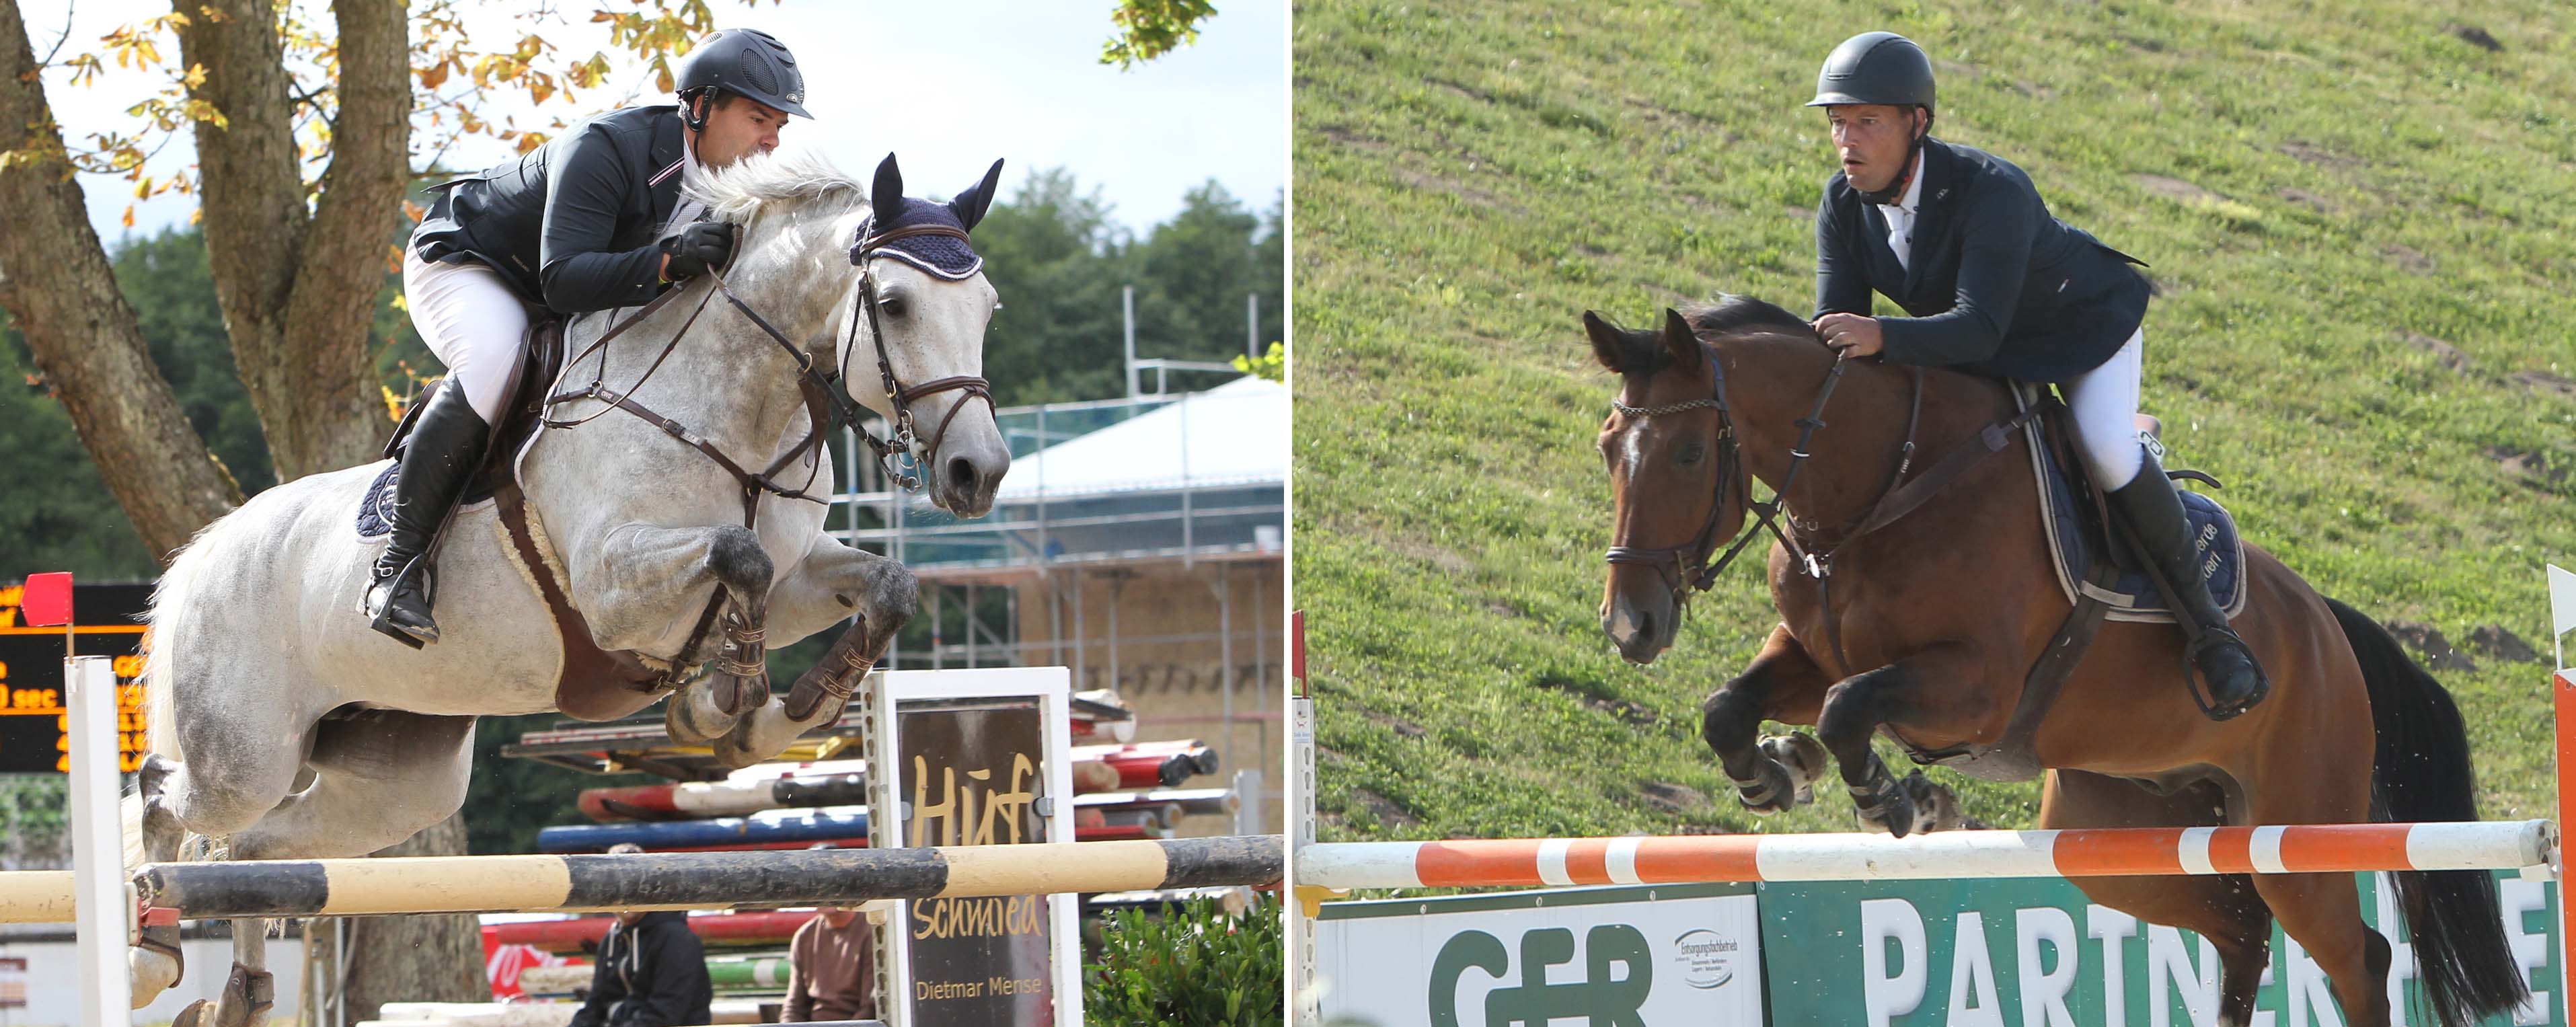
34 0 72 69
0 0 243 561
277 0 410 476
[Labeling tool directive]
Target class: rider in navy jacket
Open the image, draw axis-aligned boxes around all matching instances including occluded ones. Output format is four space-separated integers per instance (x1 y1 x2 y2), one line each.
1813 137 2150 384
1803 32 2267 719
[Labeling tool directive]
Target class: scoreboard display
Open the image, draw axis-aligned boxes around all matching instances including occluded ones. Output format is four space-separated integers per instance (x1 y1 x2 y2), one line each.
0 581 152 774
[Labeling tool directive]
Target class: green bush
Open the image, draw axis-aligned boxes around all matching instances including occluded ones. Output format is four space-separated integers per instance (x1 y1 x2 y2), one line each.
1084 892 1283 1026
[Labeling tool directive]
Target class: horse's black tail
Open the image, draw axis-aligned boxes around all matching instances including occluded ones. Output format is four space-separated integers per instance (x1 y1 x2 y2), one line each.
2328 595 2530 1027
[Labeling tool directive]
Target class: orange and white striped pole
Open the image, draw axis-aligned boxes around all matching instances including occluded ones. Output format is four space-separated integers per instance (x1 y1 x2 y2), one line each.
1296 820 2556 890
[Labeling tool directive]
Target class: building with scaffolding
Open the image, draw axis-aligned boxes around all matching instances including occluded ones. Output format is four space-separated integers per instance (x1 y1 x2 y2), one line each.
839 373 1286 831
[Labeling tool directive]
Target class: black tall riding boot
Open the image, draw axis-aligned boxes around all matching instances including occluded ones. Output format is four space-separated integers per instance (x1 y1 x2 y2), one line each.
2107 453 2269 720
365 381 491 648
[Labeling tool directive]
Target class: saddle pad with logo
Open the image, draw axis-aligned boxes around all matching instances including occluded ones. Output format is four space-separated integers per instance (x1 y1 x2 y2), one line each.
2017 387 2248 624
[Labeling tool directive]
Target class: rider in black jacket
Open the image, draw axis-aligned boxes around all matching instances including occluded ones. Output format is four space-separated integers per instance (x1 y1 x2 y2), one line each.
1803 32 2267 719
369 29 810 647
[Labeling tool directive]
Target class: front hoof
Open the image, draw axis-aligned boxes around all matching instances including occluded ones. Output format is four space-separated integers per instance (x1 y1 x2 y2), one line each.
664 683 739 745
1731 758 1798 816
1756 732 1829 805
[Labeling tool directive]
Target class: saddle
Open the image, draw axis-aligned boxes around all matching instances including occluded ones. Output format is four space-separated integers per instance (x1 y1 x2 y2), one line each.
363 310 672 720
1903 382 2246 783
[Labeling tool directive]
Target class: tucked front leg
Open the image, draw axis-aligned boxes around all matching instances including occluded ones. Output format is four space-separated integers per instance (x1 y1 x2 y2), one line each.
1813 641 1996 838
581 523 773 743
763 531 919 646
580 523 775 652
1700 624 1835 814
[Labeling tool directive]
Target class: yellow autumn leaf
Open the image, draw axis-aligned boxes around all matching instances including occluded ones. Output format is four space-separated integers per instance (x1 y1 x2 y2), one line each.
121 204 135 228
529 77 554 105
418 62 449 90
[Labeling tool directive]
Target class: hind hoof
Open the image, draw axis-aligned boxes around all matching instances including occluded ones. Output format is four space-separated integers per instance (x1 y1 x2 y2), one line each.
175 966 273 1027
1852 778 1923 838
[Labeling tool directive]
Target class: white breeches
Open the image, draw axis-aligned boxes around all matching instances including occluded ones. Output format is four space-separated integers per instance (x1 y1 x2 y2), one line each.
402 252 530 424
2061 327 2146 492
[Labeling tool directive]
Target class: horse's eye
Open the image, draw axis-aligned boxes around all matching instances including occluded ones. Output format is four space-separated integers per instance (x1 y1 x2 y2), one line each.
880 297 907 317
1677 442 1704 465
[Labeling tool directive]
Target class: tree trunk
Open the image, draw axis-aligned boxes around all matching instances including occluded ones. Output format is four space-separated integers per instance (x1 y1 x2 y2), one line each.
340 812 488 1018
0 0 245 561
177 0 410 482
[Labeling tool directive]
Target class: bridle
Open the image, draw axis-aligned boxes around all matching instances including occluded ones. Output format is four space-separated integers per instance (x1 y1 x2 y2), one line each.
543 213 995 519
1603 341 1864 603
1604 332 2043 674
841 216 995 491
1603 339 1914 674
537 211 995 683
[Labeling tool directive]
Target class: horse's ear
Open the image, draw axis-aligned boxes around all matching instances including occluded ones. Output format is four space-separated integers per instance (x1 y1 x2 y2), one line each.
948 159 1005 233
1583 310 1630 373
1661 308 1703 372
872 153 908 222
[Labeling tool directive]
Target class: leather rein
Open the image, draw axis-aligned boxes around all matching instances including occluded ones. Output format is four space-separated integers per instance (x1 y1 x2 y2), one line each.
535 216 993 681
1603 339 2035 673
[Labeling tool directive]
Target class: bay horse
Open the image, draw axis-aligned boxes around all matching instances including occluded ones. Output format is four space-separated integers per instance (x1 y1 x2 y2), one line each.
1584 298 2526 1027
121 151 1011 1026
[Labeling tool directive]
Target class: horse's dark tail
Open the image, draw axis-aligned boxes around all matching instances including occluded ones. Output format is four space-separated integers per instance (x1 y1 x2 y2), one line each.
2327 595 2530 1027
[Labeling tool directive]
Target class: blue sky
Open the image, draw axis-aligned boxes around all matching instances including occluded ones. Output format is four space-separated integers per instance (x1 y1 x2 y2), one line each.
30 1 1287 243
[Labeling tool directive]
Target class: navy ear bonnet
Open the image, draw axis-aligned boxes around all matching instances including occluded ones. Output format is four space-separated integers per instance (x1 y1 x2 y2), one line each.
860 203 983 280
851 153 1005 281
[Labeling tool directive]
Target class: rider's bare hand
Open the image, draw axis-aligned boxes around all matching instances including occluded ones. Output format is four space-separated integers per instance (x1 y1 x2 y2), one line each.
1811 312 1885 358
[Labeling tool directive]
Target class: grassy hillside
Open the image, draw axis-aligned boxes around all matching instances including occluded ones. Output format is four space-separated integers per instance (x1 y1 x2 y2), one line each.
1293 0 2576 847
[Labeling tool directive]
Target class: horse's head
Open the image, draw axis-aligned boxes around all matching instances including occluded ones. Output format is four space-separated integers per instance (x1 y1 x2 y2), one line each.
1583 307 1750 664
690 151 1012 517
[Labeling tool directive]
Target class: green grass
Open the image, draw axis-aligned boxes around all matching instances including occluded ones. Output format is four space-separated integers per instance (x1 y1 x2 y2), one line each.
1292 0 2576 851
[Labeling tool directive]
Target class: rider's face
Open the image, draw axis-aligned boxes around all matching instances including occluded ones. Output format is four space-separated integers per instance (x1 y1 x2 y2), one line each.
695 95 787 167
1826 104 1922 194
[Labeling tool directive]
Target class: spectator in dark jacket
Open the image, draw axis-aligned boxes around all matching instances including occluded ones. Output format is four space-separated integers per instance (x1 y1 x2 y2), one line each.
565 909 714 1027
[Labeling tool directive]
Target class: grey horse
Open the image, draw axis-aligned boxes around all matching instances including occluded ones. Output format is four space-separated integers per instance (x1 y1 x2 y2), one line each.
120 150 1010 1024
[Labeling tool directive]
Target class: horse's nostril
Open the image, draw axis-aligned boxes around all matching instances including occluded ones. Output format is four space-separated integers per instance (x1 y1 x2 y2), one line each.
946 457 977 492
1637 609 1657 644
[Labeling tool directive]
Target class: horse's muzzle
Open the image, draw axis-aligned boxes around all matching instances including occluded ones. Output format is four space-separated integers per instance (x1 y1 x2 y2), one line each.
1601 584 1675 664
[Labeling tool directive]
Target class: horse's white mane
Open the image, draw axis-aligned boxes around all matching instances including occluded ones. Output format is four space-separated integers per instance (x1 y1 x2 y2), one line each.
681 149 868 222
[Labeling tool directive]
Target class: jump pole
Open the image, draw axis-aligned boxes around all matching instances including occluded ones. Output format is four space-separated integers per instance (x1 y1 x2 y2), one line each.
0 835 1284 923
1295 820 2554 890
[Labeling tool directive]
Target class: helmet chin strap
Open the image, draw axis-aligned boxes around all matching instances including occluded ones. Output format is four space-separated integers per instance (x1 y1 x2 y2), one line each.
1857 110 1929 206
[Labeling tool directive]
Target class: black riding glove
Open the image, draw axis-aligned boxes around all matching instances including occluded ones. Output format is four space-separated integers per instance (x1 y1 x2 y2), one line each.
658 221 735 282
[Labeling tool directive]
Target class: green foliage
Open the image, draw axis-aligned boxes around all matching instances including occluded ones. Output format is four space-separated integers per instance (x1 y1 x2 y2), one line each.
1084 893 1283 1027
1295 0 2576 850
977 171 1283 405
0 775 68 870
1103 0 1219 69
1235 341 1285 382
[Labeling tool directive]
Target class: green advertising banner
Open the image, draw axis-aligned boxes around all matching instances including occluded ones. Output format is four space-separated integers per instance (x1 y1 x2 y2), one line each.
1761 872 2561 1027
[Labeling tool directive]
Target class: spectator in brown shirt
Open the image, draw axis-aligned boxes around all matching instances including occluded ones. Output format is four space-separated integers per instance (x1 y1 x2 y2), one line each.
782 905 876 1022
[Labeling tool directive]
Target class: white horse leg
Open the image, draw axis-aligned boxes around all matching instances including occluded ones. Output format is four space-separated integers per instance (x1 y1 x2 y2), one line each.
709 535 918 768
229 710 476 860
763 533 919 644
135 667 312 1010
582 523 775 743
172 919 272 1027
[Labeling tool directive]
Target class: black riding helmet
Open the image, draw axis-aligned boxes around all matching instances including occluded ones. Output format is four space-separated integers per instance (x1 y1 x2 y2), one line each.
1807 32 1935 204
675 28 812 130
